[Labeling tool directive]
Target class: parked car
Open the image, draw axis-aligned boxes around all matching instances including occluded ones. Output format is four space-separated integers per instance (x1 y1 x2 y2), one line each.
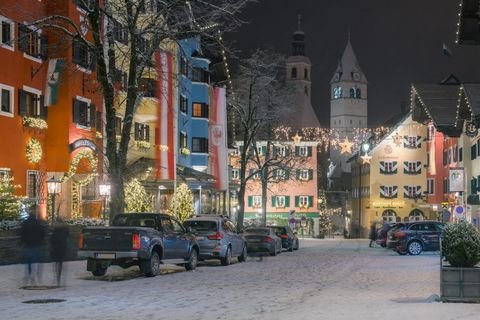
267 225 299 251
244 227 282 256
78 213 199 277
386 222 408 249
376 223 400 248
389 221 445 255
183 215 247 266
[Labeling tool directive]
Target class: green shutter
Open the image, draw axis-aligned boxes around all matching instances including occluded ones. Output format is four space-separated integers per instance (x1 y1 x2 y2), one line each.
248 196 252 207
478 176 480 192
285 169 290 179
296 169 300 179
285 147 290 156
262 146 267 155
308 196 313 208
307 146 312 157
285 196 290 207
295 146 300 156
272 169 277 179
308 169 313 180
295 196 299 207
271 196 276 207
239 145 243 153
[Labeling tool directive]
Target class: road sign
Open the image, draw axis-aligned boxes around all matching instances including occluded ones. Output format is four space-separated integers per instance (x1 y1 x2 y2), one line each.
454 205 464 217
441 202 449 209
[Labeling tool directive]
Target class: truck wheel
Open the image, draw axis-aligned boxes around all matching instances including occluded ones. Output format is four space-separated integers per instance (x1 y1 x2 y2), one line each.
92 265 107 277
143 252 161 277
238 245 247 262
185 249 198 271
220 247 232 266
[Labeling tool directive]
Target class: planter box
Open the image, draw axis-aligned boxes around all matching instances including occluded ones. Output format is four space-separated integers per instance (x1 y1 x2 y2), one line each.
441 266 480 303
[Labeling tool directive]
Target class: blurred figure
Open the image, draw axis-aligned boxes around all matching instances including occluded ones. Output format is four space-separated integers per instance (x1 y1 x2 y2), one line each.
368 223 377 247
50 218 70 286
20 210 46 286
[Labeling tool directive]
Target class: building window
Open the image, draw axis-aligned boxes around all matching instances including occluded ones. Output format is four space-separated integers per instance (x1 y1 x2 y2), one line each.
0 84 13 117
134 122 150 141
138 78 156 97
0 168 11 178
19 88 46 119
115 116 122 136
192 102 208 118
291 67 297 78
453 145 458 162
18 24 47 59
380 161 397 174
297 169 312 181
403 161 421 174
333 86 342 99
472 144 477 160
274 169 286 180
298 195 309 208
231 168 239 180
404 185 421 199
72 98 95 127
180 131 188 148
0 16 14 49
192 137 208 153
304 68 308 80
427 179 434 195
81 179 97 201
180 56 188 75
180 95 188 113
275 145 287 157
75 0 95 11
112 19 128 44
380 185 397 198
296 146 311 157
26 170 40 200
275 196 286 208
252 195 262 208
404 136 421 149
72 37 92 70
191 67 209 83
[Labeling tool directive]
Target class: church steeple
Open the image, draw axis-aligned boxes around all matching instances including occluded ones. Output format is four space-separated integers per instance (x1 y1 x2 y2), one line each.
330 37 367 84
292 14 305 56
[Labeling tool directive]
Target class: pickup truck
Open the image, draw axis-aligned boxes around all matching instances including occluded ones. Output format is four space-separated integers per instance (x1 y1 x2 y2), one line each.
78 213 199 277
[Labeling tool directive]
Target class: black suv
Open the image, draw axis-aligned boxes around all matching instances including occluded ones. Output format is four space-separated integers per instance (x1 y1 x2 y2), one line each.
389 221 444 255
267 225 299 251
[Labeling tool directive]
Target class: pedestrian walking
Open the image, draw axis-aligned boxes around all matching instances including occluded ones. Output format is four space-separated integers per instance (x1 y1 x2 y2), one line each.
20 210 46 286
368 223 377 247
50 218 70 286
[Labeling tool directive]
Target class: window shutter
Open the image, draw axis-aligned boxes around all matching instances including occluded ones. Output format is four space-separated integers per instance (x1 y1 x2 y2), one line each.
285 196 290 207
134 123 140 140
307 146 312 157
308 196 313 208
90 53 96 71
40 34 48 59
285 169 290 179
295 196 299 207
271 197 276 207
146 125 150 142
18 89 27 116
460 147 463 162
72 99 80 123
39 95 47 119
285 147 290 156
296 169 300 179
89 104 96 127
203 103 209 118
272 147 277 158
308 169 313 180
272 169 277 179
477 175 480 192
248 196 252 207
96 111 102 131
262 146 267 155
295 146 300 156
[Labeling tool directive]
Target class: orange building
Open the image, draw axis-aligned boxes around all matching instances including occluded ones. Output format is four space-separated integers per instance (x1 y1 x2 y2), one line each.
0 0 104 220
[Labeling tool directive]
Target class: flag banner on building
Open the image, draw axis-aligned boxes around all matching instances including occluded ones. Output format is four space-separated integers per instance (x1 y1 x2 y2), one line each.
449 167 465 192
428 125 436 175
209 87 228 190
44 59 64 106
155 50 176 181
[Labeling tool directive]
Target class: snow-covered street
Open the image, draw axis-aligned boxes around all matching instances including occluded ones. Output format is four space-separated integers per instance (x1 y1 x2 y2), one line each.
0 239 479 320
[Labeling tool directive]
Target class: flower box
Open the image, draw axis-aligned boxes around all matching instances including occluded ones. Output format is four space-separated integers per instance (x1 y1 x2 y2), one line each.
440 266 480 302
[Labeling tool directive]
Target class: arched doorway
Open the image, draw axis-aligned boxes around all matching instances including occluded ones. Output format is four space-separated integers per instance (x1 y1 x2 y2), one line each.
382 209 397 223
409 209 424 221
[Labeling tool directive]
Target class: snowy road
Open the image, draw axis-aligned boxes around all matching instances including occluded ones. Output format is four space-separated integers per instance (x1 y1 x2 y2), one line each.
1 239 479 320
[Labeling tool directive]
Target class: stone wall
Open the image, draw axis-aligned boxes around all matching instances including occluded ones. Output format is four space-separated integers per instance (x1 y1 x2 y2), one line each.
0 227 83 265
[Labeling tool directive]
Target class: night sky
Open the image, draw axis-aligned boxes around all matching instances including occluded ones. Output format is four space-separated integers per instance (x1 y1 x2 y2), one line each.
227 0 480 127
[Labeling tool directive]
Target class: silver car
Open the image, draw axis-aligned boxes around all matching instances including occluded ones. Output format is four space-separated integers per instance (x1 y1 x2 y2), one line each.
184 216 247 265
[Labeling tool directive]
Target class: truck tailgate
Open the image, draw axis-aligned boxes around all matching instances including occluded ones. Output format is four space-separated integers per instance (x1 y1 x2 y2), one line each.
82 227 137 251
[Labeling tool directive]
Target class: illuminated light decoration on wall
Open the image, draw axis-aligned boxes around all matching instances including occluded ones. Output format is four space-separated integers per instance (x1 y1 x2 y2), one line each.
361 154 372 164
180 147 191 155
339 137 353 154
23 117 48 130
26 139 42 163
158 144 169 151
63 149 98 187
392 132 402 147
95 132 103 139
292 133 302 145
135 140 151 150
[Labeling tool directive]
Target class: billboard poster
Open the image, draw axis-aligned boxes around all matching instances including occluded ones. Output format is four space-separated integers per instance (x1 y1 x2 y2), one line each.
449 167 465 192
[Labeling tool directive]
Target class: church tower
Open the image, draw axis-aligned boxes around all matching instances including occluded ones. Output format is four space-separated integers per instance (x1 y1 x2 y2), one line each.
285 15 320 129
329 37 368 174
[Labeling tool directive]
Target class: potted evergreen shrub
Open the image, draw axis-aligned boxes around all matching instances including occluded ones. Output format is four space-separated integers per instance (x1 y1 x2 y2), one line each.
440 220 480 302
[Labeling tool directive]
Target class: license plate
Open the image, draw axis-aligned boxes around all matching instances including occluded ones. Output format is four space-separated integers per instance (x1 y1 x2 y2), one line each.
196 236 205 241
249 239 260 242
96 253 115 259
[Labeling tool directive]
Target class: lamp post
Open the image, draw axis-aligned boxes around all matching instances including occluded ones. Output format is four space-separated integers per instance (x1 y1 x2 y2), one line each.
99 183 111 222
357 142 370 237
47 177 62 225
198 186 202 215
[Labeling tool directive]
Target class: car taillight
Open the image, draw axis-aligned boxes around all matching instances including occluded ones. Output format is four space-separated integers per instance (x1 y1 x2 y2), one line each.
132 233 141 250
207 232 224 240
395 231 406 238
279 234 288 239
78 233 84 249
263 237 274 243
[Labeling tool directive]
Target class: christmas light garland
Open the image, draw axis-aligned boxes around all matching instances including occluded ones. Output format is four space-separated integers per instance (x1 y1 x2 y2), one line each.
26 138 42 163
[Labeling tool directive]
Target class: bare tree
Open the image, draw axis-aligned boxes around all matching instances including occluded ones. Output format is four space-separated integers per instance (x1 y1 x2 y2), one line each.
27 0 255 219
230 49 300 229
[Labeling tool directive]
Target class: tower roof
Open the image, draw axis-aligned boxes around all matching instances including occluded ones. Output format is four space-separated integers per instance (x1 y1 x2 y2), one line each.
291 14 306 56
330 38 367 83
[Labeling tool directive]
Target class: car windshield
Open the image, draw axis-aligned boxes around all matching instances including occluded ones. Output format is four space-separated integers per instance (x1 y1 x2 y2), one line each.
245 228 270 235
112 214 156 228
184 220 217 232
269 227 286 235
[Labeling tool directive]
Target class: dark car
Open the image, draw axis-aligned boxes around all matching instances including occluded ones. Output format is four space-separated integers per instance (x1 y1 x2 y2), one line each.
267 225 299 251
386 222 408 249
244 227 282 256
389 221 445 255
376 223 400 248
183 216 247 266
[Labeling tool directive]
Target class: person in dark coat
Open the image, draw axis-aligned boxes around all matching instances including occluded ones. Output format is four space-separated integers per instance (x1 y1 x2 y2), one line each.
50 219 70 286
368 223 377 247
20 211 46 286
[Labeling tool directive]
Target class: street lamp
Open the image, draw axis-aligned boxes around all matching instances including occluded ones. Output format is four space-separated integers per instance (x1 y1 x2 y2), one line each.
357 141 371 237
361 141 370 154
157 185 166 213
47 177 62 224
198 186 202 215
99 183 111 221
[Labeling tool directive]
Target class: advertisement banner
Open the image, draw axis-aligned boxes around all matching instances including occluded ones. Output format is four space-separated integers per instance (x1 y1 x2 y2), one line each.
449 167 465 192
209 87 227 190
